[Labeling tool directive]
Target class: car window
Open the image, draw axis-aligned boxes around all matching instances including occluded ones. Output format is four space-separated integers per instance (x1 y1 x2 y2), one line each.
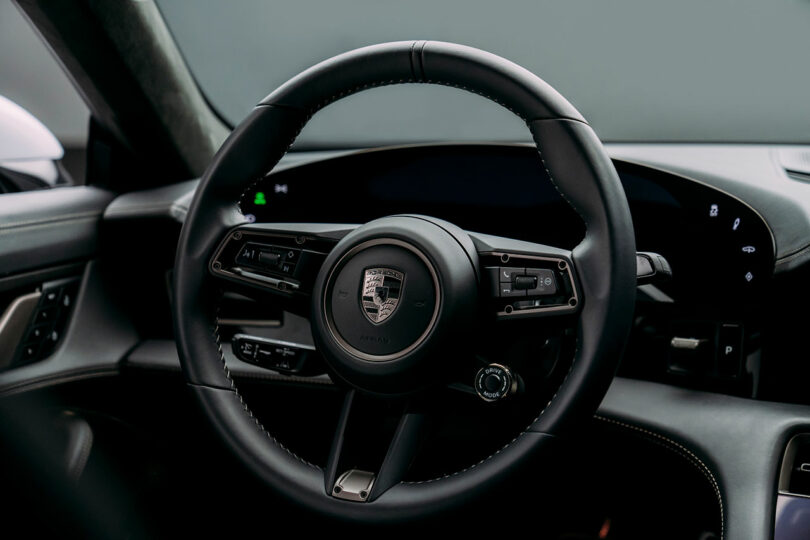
0 2 89 187
157 0 810 145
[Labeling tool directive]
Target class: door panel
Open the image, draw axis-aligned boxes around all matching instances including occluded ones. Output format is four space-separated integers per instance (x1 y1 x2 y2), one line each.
0 186 113 276
0 186 137 391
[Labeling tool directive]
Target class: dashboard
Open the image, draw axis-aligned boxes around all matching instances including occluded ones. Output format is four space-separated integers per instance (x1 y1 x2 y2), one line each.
220 143 784 399
7 141 810 403
2 141 810 539
240 144 774 302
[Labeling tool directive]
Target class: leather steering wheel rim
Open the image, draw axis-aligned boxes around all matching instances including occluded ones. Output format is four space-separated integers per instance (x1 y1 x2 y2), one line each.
173 41 636 523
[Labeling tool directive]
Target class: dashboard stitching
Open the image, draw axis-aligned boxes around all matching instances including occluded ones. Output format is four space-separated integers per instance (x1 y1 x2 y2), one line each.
213 304 321 470
595 415 724 540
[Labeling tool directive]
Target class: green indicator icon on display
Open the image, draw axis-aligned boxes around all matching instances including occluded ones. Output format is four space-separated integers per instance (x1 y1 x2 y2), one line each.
254 192 267 205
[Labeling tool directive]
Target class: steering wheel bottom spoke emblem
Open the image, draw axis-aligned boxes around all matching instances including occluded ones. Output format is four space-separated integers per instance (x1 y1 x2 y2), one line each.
361 268 404 324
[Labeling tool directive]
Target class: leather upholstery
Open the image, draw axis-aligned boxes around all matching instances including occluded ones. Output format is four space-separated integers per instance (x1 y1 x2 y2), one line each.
259 41 585 123
0 186 113 276
174 40 636 520
598 377 810 540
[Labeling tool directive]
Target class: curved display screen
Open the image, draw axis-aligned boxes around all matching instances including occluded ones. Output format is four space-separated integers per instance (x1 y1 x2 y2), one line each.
240 144 774 303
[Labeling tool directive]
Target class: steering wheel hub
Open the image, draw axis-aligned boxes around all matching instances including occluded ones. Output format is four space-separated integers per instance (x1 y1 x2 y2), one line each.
325 239 439 359
311 216 479 394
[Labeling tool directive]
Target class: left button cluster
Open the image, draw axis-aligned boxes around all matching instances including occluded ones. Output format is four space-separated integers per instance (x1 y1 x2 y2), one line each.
236 242 299 278
232 334 315 375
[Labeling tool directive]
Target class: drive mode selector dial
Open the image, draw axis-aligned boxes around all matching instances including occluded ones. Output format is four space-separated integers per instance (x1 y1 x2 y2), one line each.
475 363 517 402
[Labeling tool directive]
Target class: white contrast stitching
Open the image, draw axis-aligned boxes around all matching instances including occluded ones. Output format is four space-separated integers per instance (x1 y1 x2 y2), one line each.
237 76 542 214
530 128 589 227
403 347 579 484
238 78 414 214
213 304 321 470
595 415 724 540
224 70 588 483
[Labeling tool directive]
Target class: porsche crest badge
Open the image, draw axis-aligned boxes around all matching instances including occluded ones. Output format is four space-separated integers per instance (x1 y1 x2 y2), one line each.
361 268 404 324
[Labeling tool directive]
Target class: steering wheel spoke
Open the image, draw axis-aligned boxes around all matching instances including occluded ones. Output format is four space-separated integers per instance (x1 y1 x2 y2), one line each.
325 390 430 502
468 231 581 320
209 222 357 301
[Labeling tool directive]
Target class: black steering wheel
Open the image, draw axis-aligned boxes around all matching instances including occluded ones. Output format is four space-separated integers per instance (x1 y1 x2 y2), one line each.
173 41 636 523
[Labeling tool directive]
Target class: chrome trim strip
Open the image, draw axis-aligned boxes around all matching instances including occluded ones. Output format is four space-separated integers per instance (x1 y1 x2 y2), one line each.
0 291 41 369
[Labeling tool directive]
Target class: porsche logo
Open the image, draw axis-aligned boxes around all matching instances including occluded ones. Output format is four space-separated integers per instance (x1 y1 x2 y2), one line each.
361 268 404 324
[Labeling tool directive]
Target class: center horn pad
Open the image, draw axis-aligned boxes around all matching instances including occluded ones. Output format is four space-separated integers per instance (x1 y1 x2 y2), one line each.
311 216 479 394
327 239 439 359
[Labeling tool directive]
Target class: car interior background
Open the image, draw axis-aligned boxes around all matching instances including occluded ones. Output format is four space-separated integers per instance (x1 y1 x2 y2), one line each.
1 1 810 539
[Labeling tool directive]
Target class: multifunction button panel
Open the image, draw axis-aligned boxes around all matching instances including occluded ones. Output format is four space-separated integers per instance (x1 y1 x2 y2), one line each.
236 242 300 277
490 267 557 298
482 252 579 319
210 229 335 297
231 334 317 375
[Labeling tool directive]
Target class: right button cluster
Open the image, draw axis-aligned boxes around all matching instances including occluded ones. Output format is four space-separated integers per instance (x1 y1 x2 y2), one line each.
490 266 557 298
482 253 579 318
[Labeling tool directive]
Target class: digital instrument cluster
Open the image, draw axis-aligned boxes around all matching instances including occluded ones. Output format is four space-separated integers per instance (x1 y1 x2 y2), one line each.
240 145 774 304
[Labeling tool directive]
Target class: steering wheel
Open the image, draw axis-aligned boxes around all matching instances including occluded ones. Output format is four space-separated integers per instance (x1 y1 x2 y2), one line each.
173 41 636 523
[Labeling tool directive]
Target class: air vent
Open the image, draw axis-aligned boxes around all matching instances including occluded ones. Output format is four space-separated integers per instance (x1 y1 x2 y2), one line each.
786 170 810 184
779 434 810 497
778 149 810 184
776 435 810 539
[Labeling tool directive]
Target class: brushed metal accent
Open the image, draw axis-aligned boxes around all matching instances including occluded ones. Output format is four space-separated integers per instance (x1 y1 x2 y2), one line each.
670 337 708 350
333 469 375 502
360 267 404 324
233 267 299 291
0 291 40 369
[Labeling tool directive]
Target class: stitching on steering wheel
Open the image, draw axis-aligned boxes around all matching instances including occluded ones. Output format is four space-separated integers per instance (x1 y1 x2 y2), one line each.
532 130 590 228
238 74 542 208
403 343 579 484
595 415 725 540
213 304 321 470
224 70 591 484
